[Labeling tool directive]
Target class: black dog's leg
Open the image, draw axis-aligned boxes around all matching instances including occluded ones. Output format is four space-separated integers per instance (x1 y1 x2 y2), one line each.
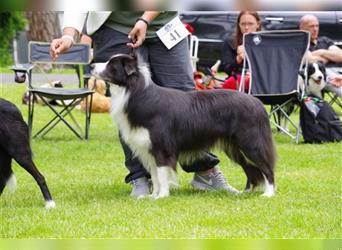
0 148 14 195
236 144 275 197
225 145 264 192
13 151 55 207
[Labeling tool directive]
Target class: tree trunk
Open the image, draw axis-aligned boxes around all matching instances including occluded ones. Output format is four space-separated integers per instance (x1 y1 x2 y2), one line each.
26 11 61 42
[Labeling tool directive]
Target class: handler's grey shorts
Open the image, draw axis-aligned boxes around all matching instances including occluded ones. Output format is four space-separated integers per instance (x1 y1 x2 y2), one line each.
91 26 195 91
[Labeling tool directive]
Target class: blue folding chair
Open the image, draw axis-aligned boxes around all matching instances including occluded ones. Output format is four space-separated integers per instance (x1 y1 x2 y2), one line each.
11 42 94 140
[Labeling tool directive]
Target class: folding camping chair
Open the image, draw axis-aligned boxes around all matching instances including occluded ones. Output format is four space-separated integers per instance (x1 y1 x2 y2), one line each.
11 41 94 140
240 30 310 143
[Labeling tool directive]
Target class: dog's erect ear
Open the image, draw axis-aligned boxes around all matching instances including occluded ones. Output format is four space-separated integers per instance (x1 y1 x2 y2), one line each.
123 57 137 76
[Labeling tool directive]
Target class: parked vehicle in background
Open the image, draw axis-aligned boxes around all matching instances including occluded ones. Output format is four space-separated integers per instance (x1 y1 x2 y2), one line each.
180 11 342 71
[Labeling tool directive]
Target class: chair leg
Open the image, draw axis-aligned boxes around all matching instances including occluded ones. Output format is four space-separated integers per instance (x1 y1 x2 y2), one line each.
28 92 34 139
61 100 82 132
33 96 83 140
85 94 93 140
268 100 300 142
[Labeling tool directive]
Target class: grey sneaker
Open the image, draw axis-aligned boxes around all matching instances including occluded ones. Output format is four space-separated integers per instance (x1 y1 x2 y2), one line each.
130 177 151 198
191 166 240 194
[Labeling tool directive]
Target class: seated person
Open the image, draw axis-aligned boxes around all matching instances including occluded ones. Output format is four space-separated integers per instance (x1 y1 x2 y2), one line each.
220 11 262 92
299 14 342 98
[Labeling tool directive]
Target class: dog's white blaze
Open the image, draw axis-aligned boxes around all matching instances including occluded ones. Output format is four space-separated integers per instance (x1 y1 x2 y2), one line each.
6 174 17 193
45 200 56 209
311 63 324 82
92 62 108 76
262 174 275 197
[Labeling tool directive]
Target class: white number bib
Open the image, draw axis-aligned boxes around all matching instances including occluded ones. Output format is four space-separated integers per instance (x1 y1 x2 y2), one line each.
156 16 190 50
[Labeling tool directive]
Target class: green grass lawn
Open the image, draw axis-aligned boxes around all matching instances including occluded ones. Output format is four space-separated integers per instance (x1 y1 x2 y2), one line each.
0 83 341 239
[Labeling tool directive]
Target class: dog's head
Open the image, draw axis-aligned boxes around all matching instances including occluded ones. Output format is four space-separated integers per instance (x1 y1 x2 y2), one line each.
92 54 139 87
306 62 327 96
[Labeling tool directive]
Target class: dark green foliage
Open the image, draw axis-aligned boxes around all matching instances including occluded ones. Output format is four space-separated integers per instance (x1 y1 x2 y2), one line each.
0 12 26 66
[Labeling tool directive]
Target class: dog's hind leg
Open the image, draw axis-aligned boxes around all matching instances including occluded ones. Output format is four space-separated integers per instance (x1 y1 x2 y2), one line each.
225 145 264 192
12 151 55 209
237 145 275 197
247 145 275 197
0 149 15 195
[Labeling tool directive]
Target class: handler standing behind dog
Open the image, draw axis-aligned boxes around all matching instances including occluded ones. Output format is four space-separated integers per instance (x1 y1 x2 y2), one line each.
299 14 342 98
50 11 239 198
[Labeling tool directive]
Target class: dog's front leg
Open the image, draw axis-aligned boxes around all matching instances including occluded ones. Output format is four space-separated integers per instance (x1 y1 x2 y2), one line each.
154 166 170 199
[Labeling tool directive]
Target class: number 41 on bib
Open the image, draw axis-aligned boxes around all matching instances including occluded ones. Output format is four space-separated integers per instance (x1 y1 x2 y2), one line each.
156 16 190 50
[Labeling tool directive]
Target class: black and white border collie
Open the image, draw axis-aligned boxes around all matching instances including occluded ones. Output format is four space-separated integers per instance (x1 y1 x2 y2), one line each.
299 62 327 98
279 62 327 131
93 54 276 199
0 98 55 209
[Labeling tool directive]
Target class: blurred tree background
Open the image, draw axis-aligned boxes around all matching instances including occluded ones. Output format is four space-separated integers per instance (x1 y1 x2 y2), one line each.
0 11 61 67
0 12 26 66
26 11 61 42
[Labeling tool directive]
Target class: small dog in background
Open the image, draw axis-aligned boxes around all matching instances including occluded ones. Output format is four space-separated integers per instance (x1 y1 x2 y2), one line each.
299 61 327 98
0 98 55 209
22 80 63 105
278 62 327 132
80 77 111 113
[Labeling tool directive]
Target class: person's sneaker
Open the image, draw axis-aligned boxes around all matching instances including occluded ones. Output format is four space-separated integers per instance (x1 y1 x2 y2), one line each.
130 176 151 199
191 166 240 194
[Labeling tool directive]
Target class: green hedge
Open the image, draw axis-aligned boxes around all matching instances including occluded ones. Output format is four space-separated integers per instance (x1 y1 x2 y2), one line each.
0 12 26 66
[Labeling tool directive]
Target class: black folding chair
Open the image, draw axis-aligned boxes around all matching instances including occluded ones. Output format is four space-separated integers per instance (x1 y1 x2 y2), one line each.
11 42 94 140
241 30 310 143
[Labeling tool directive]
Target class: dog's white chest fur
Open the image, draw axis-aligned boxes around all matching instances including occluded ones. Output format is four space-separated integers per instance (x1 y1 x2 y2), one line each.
109 85 153 160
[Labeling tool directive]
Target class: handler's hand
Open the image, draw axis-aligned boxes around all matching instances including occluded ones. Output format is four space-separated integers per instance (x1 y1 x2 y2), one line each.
330 75 342 87
50 37 73 61
127 21 148 49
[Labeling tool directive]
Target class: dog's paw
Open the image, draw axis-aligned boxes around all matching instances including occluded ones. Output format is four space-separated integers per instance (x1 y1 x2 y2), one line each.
45 200 56 209
261 190 275 197
153 190 170 200
262 183 275 197
261 189 275 198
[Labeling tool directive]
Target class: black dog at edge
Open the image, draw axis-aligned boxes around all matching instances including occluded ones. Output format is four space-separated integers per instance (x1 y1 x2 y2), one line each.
0 98 55 209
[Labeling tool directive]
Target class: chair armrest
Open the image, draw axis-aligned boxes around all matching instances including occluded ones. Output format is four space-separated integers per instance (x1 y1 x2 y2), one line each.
10 64 35 73
10 64 35 84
